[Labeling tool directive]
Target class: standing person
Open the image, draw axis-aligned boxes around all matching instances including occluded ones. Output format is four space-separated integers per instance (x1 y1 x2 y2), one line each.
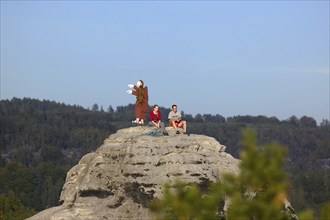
149 104 169 136
127 80 149 125
168 104 187 134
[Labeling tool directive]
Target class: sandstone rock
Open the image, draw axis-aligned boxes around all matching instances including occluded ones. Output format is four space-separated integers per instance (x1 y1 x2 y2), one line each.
26 126 240 220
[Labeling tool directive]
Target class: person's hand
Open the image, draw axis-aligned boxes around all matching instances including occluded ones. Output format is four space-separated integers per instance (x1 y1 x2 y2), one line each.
126 90 132 94
128 84 134 88
153 121 159 128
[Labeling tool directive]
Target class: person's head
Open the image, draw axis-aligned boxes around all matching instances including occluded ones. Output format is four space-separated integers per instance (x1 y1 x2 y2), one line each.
137 80 144 88
153 104 159 112
172 104 177 112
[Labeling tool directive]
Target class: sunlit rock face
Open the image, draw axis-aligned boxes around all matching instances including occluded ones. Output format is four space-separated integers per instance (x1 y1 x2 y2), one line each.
26 126 241 220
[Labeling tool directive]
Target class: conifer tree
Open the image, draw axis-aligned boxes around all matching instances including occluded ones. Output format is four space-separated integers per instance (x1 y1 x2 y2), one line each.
151 129 297 220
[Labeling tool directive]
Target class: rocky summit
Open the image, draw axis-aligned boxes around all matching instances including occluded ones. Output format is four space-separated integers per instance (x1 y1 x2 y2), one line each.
27 126 240 220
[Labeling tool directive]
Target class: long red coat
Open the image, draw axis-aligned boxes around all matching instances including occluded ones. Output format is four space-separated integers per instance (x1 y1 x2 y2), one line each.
132 85 149 120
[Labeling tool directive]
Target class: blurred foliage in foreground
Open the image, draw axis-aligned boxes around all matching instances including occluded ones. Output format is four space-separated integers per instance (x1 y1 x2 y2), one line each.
151 129 329 220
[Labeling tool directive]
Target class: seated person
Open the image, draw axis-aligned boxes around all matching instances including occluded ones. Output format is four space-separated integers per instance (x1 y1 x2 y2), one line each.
149 104 169 136
168 104 187 134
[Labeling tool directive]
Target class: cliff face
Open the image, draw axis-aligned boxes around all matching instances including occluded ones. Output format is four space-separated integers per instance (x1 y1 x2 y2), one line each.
27 126 240 220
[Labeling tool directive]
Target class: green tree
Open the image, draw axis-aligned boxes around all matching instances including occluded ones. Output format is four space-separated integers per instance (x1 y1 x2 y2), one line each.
225 129 293 220
0 191 36 220
151 129 297 220
108 105 114 114
91 103 99 111
299 116 317 128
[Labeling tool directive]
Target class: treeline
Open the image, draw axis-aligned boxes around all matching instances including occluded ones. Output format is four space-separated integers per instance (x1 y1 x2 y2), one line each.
0 97 329 218
1 98 116 165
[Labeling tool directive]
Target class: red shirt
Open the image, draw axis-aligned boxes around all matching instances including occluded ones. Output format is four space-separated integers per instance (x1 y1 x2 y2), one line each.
150 111 162 122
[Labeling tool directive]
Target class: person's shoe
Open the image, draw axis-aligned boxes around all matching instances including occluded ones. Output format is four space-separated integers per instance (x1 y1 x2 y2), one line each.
132 120 137 123
163 131 169 136
176 131 180 134
183 132 187 135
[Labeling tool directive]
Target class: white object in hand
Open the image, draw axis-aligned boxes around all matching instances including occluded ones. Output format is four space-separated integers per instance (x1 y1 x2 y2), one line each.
126 90 132 94
128 84 134 88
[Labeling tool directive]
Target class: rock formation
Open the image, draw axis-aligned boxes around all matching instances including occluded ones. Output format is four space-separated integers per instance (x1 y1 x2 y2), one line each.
27 126 239 219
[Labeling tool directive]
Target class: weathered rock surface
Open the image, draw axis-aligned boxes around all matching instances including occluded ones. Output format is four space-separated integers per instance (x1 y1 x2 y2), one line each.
27 126 240 220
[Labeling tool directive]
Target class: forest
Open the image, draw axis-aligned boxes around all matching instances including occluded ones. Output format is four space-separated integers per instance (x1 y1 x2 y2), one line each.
0 97 329 219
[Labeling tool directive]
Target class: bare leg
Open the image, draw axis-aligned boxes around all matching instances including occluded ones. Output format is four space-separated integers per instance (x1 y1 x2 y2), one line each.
178 121 187 133
172 121 178 131
183 121 187 133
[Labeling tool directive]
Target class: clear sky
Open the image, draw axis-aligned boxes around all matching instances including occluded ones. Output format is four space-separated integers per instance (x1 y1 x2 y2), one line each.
1 1 329 123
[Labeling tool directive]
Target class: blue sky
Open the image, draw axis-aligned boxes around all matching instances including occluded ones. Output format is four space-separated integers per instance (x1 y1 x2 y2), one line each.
1 1 329 123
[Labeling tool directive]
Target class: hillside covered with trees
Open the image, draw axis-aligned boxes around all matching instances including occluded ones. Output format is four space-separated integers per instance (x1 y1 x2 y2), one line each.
0 97 329 219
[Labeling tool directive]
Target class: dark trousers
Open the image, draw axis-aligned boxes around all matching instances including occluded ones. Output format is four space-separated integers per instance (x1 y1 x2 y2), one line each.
148 121 166 133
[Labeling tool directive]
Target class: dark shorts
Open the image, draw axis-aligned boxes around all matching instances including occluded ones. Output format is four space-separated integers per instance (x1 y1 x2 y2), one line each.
169 120 183 127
